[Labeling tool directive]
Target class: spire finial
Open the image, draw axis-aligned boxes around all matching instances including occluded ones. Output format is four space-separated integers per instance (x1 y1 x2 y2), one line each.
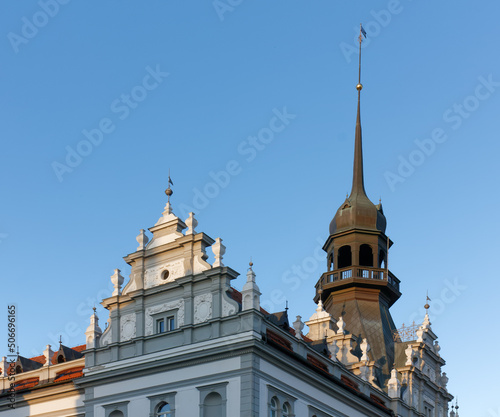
424 291 431 311
351 24 368 199
165 169 174 203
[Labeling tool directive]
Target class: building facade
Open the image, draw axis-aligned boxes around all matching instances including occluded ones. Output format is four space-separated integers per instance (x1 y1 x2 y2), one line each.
0 78 457 417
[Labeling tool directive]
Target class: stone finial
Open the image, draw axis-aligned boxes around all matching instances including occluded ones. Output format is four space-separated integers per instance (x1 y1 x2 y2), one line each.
293 316 304 339
136 229 149 251
242 262 261 311
111 269 125 296
85 308 103 349
305 299 336 341
405 345 414 366
359 364 370 381
43 345 54 367
328 341 339 359
440 372 449 389
336 316 346 335
212 238 226 267
360 338 370 362
416 326 425 343
185 212 198 235
434 340 441 356
388 368 401 399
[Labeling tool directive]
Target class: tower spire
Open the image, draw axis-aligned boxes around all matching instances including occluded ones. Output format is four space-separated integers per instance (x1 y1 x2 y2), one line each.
351 24 367 198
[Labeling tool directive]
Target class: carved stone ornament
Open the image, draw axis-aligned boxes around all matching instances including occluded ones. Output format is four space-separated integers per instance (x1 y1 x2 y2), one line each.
222 296 237 317
120 313 136 342
100 322 112 346
194 293 213 324
144 260 185 289
145 300 185 336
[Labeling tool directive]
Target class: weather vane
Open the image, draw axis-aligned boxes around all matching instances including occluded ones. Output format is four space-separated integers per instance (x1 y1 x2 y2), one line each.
357 23 367 90
165 169 174 203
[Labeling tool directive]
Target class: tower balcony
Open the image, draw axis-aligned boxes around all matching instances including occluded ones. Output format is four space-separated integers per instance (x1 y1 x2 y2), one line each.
316 266 401 306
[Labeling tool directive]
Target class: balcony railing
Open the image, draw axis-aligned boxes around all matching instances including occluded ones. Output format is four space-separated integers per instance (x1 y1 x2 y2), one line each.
319 266 400 292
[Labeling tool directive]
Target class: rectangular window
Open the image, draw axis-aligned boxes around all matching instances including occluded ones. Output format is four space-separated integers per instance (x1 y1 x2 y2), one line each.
167 316 175 331
156 319 165 334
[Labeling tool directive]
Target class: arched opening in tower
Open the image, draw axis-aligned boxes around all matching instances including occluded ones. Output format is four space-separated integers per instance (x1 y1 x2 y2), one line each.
359 244 373 267
338 245 352 268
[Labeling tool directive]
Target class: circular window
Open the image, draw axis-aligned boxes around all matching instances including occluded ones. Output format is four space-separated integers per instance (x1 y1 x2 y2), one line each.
161 270 170 280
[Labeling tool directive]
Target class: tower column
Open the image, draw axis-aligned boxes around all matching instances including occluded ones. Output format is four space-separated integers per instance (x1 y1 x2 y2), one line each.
352 245 360 267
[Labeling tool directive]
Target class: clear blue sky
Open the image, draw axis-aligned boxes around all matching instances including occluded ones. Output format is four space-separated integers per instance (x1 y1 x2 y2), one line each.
1 1 498 415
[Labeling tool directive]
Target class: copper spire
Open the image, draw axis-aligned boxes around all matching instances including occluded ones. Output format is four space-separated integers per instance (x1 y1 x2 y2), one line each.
350 24 368 199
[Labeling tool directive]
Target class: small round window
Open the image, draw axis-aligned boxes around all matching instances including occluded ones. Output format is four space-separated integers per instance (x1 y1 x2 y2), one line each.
161 270 170 280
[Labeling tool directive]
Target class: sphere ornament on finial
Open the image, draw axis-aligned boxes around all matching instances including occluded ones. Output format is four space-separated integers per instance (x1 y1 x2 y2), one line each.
165 187 173 197
356 83 363 91
424 291 431 311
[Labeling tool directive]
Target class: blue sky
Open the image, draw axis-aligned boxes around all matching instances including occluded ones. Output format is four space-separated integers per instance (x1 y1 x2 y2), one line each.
1 1 498 414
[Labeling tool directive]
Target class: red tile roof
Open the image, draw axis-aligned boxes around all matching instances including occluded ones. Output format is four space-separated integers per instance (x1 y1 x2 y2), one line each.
15 377 39 391
29 355 46 365
72 344 86 353
266 329 293 352
54 366 84 382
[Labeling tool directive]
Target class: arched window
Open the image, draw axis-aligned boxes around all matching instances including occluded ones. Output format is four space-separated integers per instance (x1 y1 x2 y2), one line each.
156 402 171 416
269 396 279 417
203 392 223 417
15 365 22 374
109 411 124 417
57 355 65 364
359 244 373 267
337 245 352 268
282 402 291 417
